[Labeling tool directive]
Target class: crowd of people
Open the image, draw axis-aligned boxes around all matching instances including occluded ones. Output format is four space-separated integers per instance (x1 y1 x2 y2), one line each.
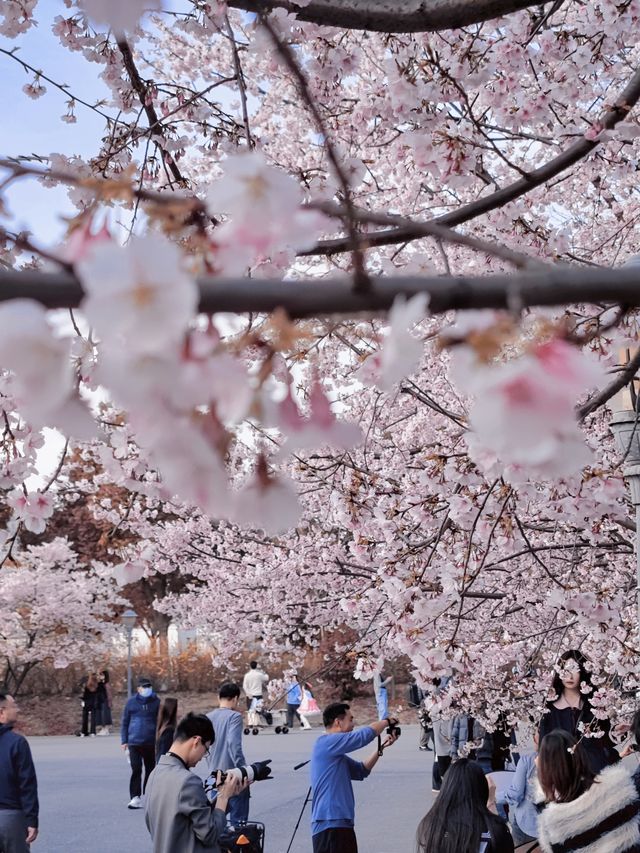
414 649 640 852
3 649 640 852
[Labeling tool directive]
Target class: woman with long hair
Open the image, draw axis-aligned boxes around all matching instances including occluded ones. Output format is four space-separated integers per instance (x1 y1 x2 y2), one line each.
539 649 618 774
416 758 514 853
537 729 640 852
155 697 178 763
81 673 99 737
96 669 112 735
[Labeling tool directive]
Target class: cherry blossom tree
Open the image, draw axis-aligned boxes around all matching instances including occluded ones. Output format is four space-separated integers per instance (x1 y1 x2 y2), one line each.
1 0 640 721
0 537 123 694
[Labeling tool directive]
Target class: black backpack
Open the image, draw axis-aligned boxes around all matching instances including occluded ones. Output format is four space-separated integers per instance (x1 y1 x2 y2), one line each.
408 683 423 707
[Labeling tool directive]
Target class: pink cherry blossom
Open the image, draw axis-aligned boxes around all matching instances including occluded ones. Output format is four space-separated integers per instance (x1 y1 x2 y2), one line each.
8 490 55 534
276 381 361 454
79 0 162 32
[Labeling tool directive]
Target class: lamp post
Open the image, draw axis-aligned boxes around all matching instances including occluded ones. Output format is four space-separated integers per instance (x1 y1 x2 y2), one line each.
608 348 640 655
121 609 137 699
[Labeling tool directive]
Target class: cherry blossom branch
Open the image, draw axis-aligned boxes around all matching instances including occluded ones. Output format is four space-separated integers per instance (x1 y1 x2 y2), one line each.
116 37 187 189
226 0 541 32
223 13 253 149
0 47 115 122
309 64 640 256
5 265 640 317
578 347 640 421
258 13 369 292
309 201 548 269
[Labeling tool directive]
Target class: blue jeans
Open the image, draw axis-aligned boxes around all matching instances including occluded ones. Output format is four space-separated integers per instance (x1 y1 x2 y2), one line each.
227 785 250 825
376 688 388 720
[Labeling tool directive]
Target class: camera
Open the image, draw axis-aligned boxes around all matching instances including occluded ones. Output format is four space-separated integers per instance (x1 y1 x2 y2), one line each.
204 759 273 793
385 718 401 738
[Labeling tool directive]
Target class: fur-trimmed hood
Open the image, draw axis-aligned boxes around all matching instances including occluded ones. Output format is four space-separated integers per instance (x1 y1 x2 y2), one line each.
537 763 640 853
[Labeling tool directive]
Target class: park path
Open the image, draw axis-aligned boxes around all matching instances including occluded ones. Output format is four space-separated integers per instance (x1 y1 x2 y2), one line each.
30 723 433 852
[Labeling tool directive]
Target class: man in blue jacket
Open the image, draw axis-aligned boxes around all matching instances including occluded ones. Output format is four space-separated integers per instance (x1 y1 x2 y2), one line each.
121 677 160 809
310 702 398 853
0 693 39 852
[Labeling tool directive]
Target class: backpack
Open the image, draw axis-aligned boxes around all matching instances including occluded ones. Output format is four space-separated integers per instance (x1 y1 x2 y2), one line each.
408 683 423 707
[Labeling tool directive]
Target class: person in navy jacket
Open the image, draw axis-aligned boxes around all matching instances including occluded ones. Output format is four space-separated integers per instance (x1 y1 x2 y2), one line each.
0 693 39 852
121 677 160 809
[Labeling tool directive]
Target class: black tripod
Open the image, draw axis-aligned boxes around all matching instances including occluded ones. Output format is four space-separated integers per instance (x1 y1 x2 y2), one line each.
285 760 312 853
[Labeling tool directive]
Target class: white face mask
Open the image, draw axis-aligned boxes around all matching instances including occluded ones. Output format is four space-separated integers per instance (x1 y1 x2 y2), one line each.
139 687 152 698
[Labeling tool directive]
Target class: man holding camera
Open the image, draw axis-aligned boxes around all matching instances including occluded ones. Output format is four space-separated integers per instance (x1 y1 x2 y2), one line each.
144 712 244 853
310 703 399 853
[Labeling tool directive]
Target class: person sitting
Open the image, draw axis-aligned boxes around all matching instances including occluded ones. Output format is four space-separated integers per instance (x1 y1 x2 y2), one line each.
416 758 514 852
536 729 640 852
495 733 539 847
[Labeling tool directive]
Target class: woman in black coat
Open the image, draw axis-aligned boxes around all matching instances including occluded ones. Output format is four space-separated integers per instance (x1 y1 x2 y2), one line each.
81 673 99 737
538 649 618 774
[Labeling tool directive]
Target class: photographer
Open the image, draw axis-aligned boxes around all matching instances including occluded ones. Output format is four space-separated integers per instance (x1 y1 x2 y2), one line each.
144 713 245 853
310 703 399 853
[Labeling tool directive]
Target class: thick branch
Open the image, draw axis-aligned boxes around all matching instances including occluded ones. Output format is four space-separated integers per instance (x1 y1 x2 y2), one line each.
578 348 640 421
4 266 640 317
307 65 640 256
226 0 540 32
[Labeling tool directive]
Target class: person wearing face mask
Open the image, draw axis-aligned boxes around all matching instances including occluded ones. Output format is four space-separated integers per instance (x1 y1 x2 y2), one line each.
121 677 161 809
538 649 619 775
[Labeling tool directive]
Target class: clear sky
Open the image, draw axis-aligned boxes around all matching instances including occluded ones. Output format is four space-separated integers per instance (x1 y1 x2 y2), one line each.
0 1 115 245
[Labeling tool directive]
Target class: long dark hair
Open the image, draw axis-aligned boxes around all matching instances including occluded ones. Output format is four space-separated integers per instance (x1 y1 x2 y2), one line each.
550 650 593 705
538 729 595 802
156 697 178 741
416 759 498 853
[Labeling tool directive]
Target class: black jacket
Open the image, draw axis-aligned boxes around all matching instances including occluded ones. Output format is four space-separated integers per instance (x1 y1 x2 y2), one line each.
0 723 39 827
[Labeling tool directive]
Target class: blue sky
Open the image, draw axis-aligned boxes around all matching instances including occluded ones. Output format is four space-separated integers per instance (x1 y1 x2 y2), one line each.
1 1 112 244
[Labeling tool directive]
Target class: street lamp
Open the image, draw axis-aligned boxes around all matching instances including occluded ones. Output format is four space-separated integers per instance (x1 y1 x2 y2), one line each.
121 609 137 699
609 347 640 654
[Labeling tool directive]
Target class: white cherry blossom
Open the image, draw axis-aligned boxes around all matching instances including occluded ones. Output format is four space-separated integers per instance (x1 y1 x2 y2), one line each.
77 235 198 355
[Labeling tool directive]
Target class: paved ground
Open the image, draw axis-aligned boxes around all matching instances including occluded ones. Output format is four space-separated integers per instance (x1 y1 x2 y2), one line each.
29 724 434 852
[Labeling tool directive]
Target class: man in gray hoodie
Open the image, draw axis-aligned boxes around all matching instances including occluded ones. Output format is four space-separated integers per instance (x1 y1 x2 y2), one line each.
206 682 249 825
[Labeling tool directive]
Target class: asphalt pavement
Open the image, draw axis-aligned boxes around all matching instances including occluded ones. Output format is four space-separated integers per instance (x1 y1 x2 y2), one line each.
28 723 433 853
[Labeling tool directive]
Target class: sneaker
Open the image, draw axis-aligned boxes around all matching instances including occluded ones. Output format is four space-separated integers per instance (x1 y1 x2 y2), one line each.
128 796 143 809
89 733 96 737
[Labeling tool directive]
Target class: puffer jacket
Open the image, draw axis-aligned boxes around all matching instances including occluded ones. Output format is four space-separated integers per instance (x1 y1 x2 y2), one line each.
537 763 640 852
121 692 160 746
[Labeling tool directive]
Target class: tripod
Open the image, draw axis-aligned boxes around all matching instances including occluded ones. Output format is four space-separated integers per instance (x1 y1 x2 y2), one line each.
285 760 312 853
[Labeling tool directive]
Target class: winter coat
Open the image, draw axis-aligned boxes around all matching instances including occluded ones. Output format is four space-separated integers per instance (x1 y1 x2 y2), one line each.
0 723 39 828
539 704 619 775
82 686 99 709
537 763 640 852
121 692 160 746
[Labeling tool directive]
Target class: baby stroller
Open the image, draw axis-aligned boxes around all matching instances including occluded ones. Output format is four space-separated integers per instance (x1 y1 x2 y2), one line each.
221 822 265 853
244 697 275 735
